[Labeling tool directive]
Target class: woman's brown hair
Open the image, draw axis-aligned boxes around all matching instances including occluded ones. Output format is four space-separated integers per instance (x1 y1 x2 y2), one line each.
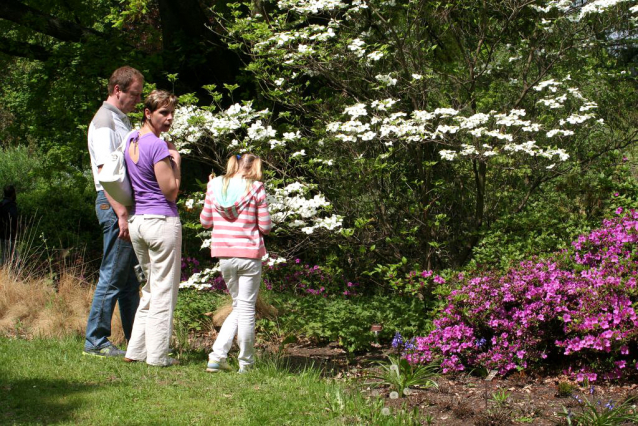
142 90 178 124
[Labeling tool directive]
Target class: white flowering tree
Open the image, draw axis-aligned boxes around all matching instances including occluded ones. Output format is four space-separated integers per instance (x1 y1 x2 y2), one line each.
166 100 345 265
172 0 638 277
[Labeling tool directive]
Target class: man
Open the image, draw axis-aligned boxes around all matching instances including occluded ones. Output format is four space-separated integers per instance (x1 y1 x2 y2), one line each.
0 185 17 265
85 66 144 357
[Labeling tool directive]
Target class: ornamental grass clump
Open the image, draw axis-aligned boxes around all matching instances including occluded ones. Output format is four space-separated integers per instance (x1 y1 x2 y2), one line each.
411 209 638 380
367 355 439 395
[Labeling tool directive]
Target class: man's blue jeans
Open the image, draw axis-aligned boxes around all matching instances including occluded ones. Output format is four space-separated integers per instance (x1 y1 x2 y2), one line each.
84 191 140 350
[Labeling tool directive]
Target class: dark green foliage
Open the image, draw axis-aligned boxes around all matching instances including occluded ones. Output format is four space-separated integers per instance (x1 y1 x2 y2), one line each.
262 292 434 354
0 145 98 249
173 289 227 332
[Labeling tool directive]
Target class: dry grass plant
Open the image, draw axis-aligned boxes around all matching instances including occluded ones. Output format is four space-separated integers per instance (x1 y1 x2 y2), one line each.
0 266 125 343
209 295 279 327
0 221 124 343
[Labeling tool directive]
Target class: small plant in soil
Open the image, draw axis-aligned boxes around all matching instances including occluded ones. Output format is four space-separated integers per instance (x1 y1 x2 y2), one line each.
559 387 638 426
557 381 577 398
474 408 513 426
490 389 511 408
367 355 439 395
474 389 514 426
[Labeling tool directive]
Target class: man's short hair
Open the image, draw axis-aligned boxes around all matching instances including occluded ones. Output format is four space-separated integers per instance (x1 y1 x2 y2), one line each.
3 185 15 199
107 66 144 95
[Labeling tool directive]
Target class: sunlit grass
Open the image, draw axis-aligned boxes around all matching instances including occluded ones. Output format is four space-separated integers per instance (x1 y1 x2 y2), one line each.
0 336 419 425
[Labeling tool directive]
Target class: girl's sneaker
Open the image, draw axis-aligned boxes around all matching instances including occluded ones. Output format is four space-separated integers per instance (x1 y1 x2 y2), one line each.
206 359 231 373
238 365 252 374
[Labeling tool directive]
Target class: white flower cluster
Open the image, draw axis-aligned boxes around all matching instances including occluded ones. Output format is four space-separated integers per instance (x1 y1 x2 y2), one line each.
267 182 343 234
167 102 270 153
277 0 348 14
502 141 570 161
546 129 575 137
263 253 287 267
327 84 598 162
344 103 368 118
371 98 397 111
253 23 338 57
348 38 366 57
375 74 398 86
179 265 221 290
164 105 204 153
560 113 595 125
537 94 567 109
531 0 637 21
534 79 561 92
531 0 572 13
247 121 277 141
367 51 384 61
535 77 597 111
579 0 635 19
310 158 335 166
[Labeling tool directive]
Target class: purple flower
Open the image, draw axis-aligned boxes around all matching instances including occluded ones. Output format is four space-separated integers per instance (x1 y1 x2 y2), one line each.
392 332 403 349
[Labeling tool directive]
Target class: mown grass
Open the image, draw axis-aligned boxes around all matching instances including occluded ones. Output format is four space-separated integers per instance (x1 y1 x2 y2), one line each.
0 336 419 425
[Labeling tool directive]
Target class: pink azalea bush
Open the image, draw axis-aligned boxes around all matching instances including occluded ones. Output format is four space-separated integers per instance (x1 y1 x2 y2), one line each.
410 209 638 380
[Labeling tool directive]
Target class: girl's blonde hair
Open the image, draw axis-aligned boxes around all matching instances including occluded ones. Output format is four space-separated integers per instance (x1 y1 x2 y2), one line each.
223 154 263 196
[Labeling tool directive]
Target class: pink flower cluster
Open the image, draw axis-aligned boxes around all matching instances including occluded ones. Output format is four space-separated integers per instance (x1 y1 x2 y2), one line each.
411 209 638 379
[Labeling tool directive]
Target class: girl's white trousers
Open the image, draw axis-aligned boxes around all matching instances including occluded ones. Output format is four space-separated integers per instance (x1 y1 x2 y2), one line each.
210 257 262 368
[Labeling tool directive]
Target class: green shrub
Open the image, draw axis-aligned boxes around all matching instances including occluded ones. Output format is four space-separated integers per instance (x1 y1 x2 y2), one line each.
0 145 99 250
0 145 39 193
263 292 434 354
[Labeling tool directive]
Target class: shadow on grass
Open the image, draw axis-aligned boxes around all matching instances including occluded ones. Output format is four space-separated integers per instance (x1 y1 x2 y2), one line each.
0 376 99 424
265 344 389 378
276 354 344 377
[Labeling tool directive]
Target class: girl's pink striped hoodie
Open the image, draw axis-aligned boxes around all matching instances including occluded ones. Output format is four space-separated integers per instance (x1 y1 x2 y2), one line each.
200 176 272 259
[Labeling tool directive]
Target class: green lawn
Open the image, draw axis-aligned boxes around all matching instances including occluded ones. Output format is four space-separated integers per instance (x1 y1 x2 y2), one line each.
0 337 393 425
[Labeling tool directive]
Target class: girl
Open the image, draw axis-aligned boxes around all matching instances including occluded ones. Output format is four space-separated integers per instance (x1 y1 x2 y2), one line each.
123 90 182 367
200 154 272 373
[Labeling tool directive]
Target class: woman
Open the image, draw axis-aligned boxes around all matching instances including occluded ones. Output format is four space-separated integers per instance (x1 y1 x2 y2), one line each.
123 90 181 367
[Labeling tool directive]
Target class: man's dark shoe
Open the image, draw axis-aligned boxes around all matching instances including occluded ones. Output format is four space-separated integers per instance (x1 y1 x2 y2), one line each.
83 344 126 358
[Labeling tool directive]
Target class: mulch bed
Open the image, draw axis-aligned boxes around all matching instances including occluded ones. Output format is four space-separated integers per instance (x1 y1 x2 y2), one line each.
279 340 638 425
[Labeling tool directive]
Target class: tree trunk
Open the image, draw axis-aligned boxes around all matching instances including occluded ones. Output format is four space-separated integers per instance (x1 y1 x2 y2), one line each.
157 0 240 92
458 159 487 264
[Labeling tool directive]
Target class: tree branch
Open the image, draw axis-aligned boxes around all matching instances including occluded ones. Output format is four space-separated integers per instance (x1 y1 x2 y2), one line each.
0 36 50 61
0 0 99 42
